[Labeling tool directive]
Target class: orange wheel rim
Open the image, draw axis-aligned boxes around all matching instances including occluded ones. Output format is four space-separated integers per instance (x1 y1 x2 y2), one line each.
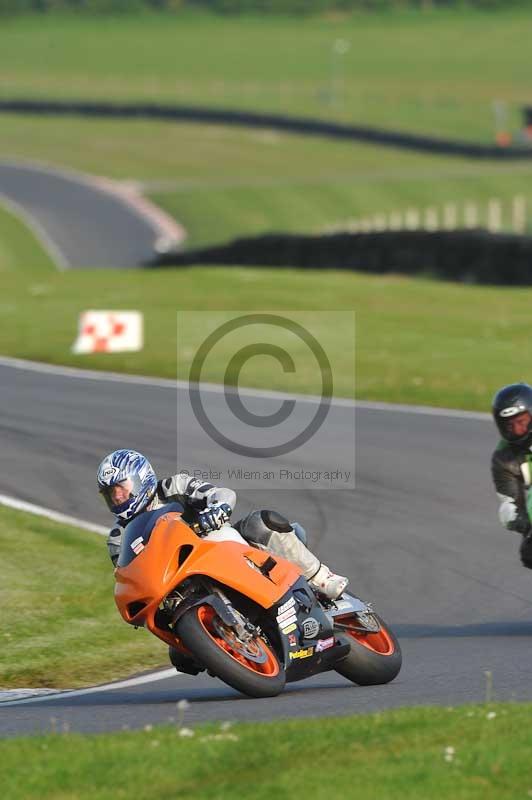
336 615 395 656
197 605 280 676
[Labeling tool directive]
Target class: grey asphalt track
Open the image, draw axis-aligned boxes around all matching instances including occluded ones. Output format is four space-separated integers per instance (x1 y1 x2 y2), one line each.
2 359 532 738
0 162 158 268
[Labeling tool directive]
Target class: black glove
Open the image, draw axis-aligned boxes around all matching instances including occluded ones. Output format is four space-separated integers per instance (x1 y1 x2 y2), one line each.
520 533 532 569
197 502 232 534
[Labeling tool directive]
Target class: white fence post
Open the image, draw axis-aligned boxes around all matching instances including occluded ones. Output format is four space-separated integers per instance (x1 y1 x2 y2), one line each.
464 202 478 229
325 196 526 237
405 209 420 230
443 203 457 230
487 199 502 232
512 195 527 234
373 214 387 231
389 212 403 231
424 207 438 231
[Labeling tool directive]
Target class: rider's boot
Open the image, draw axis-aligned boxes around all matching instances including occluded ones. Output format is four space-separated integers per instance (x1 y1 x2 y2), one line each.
308 564 349 600
260 527 349 600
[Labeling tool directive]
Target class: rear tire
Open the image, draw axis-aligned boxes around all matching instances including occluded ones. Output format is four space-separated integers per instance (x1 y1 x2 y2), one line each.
334 614 402 686
177 604 285 698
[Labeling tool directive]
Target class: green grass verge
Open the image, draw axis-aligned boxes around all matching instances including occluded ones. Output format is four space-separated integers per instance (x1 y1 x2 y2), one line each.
0 199 56 274
151 163 532 248
3 706 532 799
0 505 167 689
3 255 532 410
0 9 530 142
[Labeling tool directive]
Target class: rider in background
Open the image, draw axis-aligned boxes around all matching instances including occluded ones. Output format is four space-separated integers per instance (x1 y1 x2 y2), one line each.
98 449 348 600
491 383 532 569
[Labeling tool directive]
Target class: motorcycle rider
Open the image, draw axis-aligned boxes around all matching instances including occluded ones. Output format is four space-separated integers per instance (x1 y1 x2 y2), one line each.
98 449 349 600
491 382 532 568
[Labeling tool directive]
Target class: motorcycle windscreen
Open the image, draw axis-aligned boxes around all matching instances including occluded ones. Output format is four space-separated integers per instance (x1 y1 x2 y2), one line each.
116 502 184 568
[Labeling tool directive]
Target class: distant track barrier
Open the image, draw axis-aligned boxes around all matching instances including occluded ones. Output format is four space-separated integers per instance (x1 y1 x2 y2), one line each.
153 229 532 286
2 98 532 159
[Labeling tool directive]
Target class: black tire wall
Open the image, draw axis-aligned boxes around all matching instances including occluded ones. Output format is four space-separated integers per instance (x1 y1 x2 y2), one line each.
154 229 532 286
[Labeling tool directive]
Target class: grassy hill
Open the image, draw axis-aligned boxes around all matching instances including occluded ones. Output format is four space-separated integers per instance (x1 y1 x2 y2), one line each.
1 8 531 411
0 8 530 142
1 9 531 250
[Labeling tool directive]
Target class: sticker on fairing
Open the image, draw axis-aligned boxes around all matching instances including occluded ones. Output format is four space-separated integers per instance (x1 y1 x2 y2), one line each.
277 598 296 615
302 617 320 638
289 647 314 660
279 615 298 629
281 623 297 634
131 536 145 554
316 637 335 652
277 607 297 624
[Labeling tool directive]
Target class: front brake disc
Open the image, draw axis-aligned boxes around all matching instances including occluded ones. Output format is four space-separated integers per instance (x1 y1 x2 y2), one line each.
212 618 268 664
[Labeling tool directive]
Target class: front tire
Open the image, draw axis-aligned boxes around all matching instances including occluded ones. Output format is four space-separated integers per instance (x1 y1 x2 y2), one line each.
168 645 203 676
177 604 285 698
334 613 402 686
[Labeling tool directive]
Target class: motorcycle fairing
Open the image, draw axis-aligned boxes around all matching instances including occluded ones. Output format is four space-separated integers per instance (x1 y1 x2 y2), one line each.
114 510 301 646
270 579 351 681
116 503 185 568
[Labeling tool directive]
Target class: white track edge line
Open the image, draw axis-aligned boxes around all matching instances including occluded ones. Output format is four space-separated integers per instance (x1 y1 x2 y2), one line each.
0 355 491 420
0 494 107 536
0 668 179 707
0 192 69 271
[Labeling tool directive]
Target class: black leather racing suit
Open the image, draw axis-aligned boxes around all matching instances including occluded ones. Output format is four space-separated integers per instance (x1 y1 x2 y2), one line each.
491 439 532 567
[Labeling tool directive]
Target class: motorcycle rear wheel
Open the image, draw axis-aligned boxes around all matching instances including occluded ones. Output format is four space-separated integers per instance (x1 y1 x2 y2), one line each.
334 613 402 686
177 603 286 698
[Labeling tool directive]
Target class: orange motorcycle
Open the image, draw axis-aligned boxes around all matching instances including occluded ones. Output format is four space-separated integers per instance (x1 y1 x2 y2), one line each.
114 504 402 698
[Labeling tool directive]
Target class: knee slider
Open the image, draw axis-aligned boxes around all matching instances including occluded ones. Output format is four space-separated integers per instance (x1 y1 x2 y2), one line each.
260 510 293 534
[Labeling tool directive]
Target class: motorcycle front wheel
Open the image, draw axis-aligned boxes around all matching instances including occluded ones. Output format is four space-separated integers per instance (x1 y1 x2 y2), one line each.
334 613 402 686
177 603 286 698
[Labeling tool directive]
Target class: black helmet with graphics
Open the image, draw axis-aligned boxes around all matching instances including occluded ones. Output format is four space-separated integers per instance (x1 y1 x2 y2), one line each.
492 383 532 444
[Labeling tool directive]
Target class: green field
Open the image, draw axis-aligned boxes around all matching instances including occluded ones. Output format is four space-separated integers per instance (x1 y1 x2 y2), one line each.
0 9 529 142
0 113 531 252
3 705 532 800
1 9 532 252
0 504 166 688
1 202 532 411
1 8 532 412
